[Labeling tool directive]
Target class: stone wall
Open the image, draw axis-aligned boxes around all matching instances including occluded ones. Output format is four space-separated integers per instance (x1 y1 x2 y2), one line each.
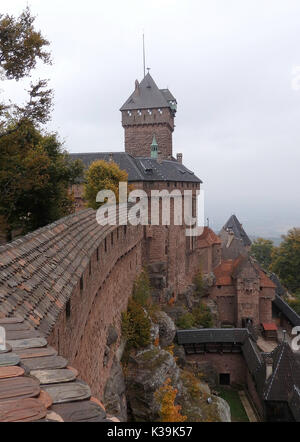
122 108 174 159
48 223 144 399
186 353 247 386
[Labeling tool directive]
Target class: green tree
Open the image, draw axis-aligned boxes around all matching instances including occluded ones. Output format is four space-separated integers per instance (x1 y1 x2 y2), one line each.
0 7 50 81
0 120 83 239
84 160 130 210
0 8 83 240
0 7 52 133
250 237 274 270
271 228 300 293
192 303 213 328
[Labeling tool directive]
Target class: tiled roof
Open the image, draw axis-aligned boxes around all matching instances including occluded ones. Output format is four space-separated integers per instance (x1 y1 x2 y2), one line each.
213 260 234 286
213 256 276 288
273 294 300 327
176 328 249 345
0 316 112 422
69 152 202 184
120 73 176 111
0 207 127 335
221 214 252 247
197 227 222 248
262 323 278 331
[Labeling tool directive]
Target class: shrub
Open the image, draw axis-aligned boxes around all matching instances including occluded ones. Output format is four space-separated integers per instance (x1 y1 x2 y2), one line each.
176 303 213 330
192 303 213 328
132 268 151 307
176 313 195 329
154 378 187 422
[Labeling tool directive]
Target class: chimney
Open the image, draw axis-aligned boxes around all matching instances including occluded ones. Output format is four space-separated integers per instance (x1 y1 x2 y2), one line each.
265 356 273 380
176 153 183 164
109 153 113 163
157 151 163 164
134 79 140 96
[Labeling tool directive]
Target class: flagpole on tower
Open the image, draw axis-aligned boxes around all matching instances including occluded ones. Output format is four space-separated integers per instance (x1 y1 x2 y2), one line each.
143 33 146 78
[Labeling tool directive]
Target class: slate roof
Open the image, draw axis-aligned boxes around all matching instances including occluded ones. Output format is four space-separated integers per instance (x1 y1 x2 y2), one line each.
264 341 300 402
0 207 130 335
242 337 263 375
69 152 202 183
269 273 286 297
0 316 112 422
273 294 300 327
221 214 252 247
176 328 249 345
120 73 176 111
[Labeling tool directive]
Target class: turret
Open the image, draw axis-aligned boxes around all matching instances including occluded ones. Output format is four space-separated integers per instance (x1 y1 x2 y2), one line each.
120 73 176 159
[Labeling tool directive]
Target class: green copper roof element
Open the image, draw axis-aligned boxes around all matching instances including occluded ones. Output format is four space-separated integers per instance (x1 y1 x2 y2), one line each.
151 135 158 159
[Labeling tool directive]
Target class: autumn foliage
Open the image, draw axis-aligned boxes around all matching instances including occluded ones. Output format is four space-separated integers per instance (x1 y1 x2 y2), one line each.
155 378 187 422
84 160 130 209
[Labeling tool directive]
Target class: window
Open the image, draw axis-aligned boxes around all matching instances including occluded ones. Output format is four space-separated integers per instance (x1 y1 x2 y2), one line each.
104 238 107 252
111 232 114 246
124 225 127 236
80 276 83 291
219 373 230 385
96 247 99 261
66 300 71 319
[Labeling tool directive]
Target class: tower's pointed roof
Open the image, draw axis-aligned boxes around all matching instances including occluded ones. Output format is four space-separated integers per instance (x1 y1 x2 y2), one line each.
151 134 158 147
120 73 176 111
222 214 252 247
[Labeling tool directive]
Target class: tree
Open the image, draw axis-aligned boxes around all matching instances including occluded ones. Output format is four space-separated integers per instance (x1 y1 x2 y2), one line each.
193 265 205 297
132 268 151 307
0 7 50 80
250 238 274 270
84 160 130 210
0 8 83 240
271 228 300 293
154 378 187 422
0 120 83 239
121 298 151 350
0 8 52 133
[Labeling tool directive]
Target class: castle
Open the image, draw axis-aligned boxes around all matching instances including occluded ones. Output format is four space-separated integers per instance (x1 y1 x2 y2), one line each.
0 72 299 422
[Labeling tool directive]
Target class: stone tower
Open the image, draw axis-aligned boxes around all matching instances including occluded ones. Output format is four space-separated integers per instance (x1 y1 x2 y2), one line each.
120 73 177 159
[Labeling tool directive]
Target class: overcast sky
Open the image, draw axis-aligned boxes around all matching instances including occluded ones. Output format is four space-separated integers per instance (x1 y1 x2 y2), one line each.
2 0 300 237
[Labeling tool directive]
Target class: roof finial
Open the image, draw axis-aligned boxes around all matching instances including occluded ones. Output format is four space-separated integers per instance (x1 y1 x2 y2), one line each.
147 67 151 74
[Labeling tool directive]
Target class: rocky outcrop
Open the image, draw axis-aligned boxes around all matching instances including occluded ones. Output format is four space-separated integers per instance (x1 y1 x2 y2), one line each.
156 311 176 347
125 346 182 421
103 357 127 422
214 396 231 422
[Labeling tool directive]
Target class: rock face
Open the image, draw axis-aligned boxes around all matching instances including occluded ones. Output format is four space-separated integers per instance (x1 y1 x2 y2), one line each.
103 357 127 422
214 395 231 422
156 311 176 347
125 346 182 421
